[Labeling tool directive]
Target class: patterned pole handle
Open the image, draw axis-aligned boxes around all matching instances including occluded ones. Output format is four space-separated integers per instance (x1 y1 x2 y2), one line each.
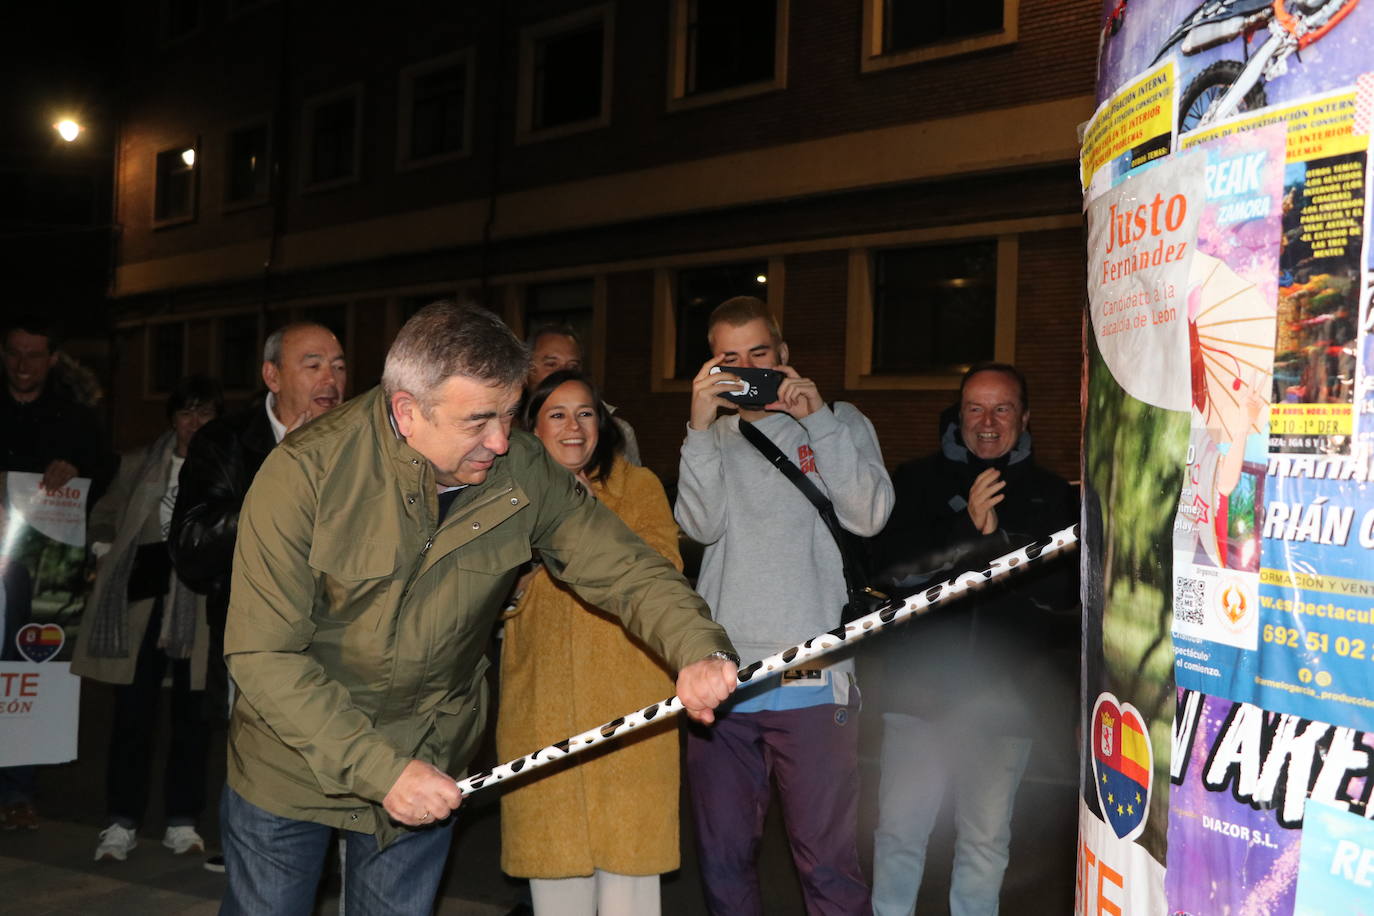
457 523 1080 796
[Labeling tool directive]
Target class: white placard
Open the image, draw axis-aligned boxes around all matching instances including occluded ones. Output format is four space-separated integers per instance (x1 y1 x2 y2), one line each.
0 662 80 766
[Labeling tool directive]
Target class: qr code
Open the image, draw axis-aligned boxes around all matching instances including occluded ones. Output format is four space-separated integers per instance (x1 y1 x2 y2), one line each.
1174 577 1206 626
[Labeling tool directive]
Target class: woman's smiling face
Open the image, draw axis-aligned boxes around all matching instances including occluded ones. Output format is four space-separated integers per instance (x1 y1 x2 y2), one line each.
534 380 599 474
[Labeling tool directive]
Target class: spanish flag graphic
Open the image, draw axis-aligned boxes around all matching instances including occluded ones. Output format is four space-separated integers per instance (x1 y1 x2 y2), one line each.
1091 693 1152 841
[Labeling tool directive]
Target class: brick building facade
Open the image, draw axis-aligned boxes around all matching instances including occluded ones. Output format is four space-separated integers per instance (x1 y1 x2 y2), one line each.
109 0 1096 481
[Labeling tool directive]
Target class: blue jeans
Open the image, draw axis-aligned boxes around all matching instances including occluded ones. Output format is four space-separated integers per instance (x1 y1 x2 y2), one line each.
871 713 1032 916
220 785 454 916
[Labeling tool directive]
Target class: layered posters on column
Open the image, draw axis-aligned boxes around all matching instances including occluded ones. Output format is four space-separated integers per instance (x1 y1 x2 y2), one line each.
0 472 85 765
1085 1 1374 913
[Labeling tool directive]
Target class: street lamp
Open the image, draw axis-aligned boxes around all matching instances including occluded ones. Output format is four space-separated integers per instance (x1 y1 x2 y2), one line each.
54 119 83 142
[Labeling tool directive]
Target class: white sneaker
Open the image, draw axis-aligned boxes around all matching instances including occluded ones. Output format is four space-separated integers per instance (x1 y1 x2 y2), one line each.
95 823 138 862
162 825 205 855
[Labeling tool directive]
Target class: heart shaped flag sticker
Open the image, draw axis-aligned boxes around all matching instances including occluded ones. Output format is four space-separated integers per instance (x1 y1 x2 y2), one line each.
1090 691 1153 842
15 623 65 664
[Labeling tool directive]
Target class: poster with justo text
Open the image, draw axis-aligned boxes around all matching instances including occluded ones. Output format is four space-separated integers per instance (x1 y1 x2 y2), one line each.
1084 2 1374 914
1 471 90 637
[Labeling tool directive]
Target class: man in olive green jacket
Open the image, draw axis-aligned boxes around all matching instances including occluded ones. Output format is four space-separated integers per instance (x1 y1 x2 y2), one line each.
221 302 739 915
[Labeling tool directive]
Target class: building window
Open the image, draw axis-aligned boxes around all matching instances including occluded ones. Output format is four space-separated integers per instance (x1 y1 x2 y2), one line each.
871 241 997 375
861 0 1017 72
672 261 771 379
525 279 595 343
669 0 788 109
302 89 361 190
518 6 613 141
653 256 784 389
161 0 201 43
398 51 475 168
845 234 1017 389
218 313 260 391
149 322 187 395
154 143 198 226
226 122 271 205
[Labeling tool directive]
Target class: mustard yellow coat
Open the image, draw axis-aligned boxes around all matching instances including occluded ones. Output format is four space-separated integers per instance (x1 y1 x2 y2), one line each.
498 457 683 878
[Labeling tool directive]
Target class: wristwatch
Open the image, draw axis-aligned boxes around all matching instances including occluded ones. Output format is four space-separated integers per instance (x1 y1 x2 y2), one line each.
704 650 740 665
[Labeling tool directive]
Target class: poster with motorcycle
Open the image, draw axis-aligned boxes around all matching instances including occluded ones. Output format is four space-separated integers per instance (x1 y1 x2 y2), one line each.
1084 1 1374 914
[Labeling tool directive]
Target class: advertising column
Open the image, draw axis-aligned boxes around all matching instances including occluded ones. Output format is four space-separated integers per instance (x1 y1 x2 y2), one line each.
1083 2 1374 913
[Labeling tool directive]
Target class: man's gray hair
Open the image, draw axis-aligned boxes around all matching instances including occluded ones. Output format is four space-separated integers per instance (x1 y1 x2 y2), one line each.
262 321 334 366
383 301 529 410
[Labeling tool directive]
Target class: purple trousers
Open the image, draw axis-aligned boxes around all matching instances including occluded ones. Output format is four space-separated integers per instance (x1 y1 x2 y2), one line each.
685 702 870 916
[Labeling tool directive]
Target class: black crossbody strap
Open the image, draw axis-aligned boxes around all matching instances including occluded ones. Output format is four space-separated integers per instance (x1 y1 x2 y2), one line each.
738 419 866 594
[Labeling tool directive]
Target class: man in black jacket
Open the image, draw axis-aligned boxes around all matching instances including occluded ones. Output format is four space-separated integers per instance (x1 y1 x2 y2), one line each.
870 363 1077 916
1 316 112 831
168 322 343 872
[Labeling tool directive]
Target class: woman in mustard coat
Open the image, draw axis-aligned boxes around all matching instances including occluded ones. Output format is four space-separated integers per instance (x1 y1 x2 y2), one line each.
498 370 683 916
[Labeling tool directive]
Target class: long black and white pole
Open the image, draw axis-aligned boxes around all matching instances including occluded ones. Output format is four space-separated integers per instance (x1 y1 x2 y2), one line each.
457 523 1080 797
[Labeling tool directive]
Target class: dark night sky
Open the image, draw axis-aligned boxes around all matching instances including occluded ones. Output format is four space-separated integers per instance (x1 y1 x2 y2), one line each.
1 7 121 157
2 5 122 323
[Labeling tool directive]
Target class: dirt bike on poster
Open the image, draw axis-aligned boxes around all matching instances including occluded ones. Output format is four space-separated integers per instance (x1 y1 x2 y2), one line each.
1149 0 1360 133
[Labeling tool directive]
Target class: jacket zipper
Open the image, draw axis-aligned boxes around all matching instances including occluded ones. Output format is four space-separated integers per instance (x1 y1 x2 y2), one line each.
397 485 515 601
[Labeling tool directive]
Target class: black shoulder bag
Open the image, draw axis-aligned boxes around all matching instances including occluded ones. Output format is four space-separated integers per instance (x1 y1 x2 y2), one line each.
738 418 889 623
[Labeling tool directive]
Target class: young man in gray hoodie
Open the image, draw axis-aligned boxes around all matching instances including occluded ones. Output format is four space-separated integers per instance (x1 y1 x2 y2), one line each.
675 296 893 915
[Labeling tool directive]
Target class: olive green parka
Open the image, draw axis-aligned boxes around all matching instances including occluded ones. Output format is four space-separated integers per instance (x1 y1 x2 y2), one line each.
224 388 733 847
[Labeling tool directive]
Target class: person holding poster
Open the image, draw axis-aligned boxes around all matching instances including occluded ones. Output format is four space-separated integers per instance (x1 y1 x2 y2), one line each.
71 377 222 863
871 363 1077 916
1 316 111 497
1 315 112 832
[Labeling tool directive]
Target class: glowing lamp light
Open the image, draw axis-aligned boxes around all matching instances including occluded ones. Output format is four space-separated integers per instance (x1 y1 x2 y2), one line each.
181 148 196 167
54 119 82 142
755 274 768 284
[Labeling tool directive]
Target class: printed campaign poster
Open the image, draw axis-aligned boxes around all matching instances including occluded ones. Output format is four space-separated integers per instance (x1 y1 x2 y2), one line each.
1 471 90 635
1082 324 1186 912
1167 688 1374 915
1171 125 1286 668
1087 151 1201 412
0 658 80 767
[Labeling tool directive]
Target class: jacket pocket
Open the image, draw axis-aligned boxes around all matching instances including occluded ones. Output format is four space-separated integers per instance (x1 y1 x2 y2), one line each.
421 662 490 775
309 534 401 624
447 534 530 628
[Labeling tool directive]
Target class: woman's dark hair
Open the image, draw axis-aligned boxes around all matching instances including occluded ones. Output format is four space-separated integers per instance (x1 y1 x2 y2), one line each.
167 375 225 422
523 369 623 483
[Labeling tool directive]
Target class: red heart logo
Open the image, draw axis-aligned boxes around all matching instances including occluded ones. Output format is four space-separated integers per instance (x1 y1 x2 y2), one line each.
15 623 65 663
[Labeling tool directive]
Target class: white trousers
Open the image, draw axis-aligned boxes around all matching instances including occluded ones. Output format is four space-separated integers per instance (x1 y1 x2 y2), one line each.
529 871 660 916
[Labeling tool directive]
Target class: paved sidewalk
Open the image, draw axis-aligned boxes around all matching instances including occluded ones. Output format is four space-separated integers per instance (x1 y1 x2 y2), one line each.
0 815 513 916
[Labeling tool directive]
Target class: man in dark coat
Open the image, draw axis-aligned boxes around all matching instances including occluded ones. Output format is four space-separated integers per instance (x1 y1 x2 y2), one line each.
870 363 1077 916
1 316 112 831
